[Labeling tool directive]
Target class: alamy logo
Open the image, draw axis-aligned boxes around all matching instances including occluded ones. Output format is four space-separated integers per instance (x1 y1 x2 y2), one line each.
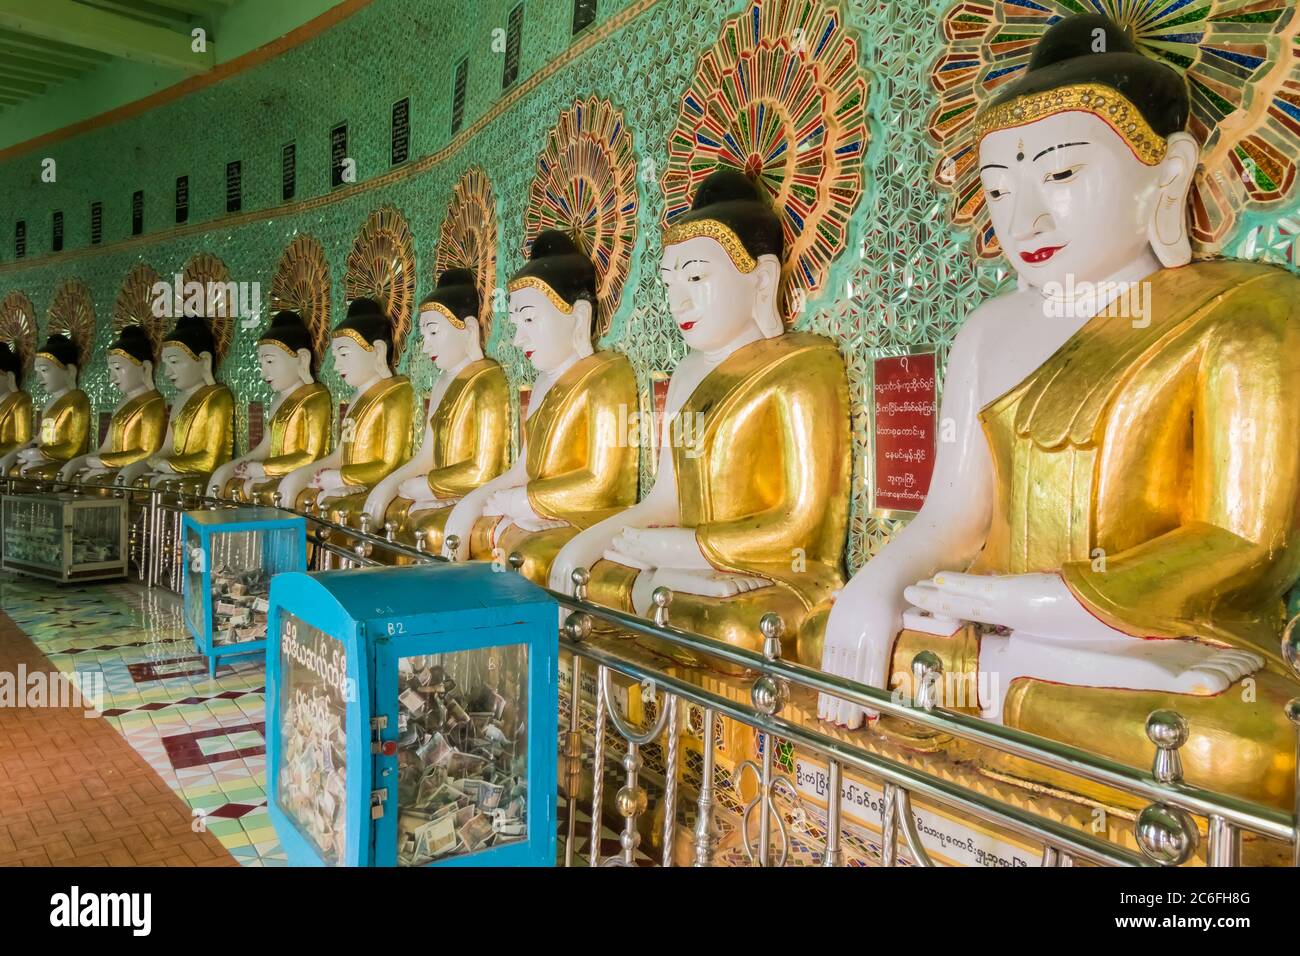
0 665 103 716
150 273 262 320
1041 275 1151 327
49 886 151 936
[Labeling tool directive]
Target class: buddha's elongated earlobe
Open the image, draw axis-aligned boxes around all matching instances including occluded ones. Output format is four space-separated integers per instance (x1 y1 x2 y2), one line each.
142 360 154 385
296 348 313 386
464 317 484 361
571 300 595 358
67 363 79 386
1 371 14 393
200 353 215 387
1149 131 1197 268
753 255 784 338
373 340 393 378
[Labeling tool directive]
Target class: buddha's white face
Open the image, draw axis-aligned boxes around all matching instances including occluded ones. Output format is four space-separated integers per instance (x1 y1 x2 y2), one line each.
419 307 472 372
258 344 304 393
160 345 207 391
331 335 377 387
510 286 578 374
661 235 761 353
979 111 1164 291
108 355 149 396
34 356 74 393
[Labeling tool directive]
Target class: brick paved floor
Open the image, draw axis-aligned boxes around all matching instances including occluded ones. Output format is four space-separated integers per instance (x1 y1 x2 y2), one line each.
0 610 237 867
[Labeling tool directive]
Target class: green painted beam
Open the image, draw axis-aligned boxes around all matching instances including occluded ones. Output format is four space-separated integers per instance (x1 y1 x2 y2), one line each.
0 48 88 79
0 0 214 73
0 29 113 63
0 74 47 94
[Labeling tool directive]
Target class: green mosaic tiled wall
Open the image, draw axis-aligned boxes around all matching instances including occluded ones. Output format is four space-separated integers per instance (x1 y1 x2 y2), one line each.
0 0 1297 569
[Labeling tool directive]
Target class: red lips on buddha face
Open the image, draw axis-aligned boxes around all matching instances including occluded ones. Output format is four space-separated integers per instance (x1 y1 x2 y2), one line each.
679 320 697 331
1020 245 1066 264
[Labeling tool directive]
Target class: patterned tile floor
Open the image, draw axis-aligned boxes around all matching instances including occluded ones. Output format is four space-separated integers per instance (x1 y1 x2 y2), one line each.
0 575 285 866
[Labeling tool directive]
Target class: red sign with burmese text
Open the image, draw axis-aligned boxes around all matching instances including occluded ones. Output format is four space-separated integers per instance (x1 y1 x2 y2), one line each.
873 352 937 513
247 401 264 448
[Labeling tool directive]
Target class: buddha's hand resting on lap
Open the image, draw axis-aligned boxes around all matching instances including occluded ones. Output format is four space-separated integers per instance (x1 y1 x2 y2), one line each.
903 571 1135 643
607 527 712 572
903 571 1262 695
397 475 432 501
311 467 341 490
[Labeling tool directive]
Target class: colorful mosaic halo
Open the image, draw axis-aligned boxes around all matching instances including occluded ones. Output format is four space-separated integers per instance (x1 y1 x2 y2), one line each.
927 0 1300 258
344 204 416 364
662 0 870 321
270 234 332 362
46 278 96 372
179 252 234 360
0 290 37 374
112 262 168 358
524 96 638 338
435 166 498 348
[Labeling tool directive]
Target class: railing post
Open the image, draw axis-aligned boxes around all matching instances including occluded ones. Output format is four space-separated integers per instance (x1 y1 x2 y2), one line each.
822 759 843 867
693 707 719 867
1135 710 1199 866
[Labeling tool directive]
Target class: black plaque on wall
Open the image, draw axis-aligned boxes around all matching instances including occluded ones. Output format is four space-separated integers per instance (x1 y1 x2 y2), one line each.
90 201 103 245
330 122 349 189
14 220 25 259
132 190 144 236
226 160 242 213
391 97 410 167
282 142 296 202
175 176 189 224
52 211 63 252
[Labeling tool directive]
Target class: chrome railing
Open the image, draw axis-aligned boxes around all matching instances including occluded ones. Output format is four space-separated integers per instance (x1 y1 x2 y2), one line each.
11 476 1294 868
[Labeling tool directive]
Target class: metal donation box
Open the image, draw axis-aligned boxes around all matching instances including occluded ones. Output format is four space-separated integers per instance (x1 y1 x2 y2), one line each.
265 562 558 867
1 492 128 583
182 507 306 677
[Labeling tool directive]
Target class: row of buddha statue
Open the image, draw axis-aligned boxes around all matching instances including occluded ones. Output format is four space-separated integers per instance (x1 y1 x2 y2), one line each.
1 14 1295 808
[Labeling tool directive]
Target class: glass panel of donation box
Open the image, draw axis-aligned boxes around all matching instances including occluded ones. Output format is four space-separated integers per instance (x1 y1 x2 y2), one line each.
71 504 121 565
395 644 528 865
277 611 350 865
3 496 60 570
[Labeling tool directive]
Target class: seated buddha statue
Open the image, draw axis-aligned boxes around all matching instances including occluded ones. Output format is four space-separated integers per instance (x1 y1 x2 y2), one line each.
362 269 510 540
3 334 90 480
274 297 413 521
817 13 1300 809
59 325 166 484
207 310 331 504
436 231 638 580
551 172 850 664
118 315 234 492
0 343 32 460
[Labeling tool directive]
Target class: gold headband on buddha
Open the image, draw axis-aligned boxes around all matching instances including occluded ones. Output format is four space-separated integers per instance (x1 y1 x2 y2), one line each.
506 276 574 314
257 337 303 357
973 82 1168 166
332 327 376 351
662 218 759 273
108 347 145 366
418 301 466 329
35 351 67 369
161 341 203 362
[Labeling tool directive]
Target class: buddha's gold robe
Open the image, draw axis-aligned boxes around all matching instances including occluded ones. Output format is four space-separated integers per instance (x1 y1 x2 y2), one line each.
882 260 1300 810
161 385 234 490
229 383 332 504
299 376 413 521
463 351 639 581
587 333 851 664
96 391 167 470
0 390 32 458
17 389 90 478
385 359 510 539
